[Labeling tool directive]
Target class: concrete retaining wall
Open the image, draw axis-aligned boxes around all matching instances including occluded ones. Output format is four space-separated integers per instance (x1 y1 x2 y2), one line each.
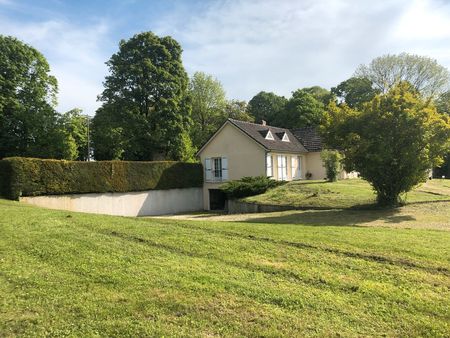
21 188 203 216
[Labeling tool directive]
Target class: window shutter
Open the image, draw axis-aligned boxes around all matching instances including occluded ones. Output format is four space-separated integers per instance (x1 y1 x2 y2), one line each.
205 158 212 181
221 157 228 180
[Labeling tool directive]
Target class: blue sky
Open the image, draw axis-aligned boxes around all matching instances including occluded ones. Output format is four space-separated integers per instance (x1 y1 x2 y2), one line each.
2 0 450 115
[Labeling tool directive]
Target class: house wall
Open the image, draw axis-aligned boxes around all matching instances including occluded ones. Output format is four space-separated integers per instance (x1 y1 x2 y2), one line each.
305 152 327 180
199 122 266 210
21 188 203 216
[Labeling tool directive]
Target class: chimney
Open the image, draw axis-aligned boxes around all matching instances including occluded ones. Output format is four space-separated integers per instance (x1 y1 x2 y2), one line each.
261 120 267 126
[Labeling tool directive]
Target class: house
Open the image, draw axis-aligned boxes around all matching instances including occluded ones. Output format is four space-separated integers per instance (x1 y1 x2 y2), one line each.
197 118 356 210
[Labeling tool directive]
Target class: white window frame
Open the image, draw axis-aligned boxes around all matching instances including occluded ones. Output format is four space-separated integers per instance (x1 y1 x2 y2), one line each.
266 154 273 177
265 130 274 140
277 155 287 181
282 133 290 142
205 157 228 182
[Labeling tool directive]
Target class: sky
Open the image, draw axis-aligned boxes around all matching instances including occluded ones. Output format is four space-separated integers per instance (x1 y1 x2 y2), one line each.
1 0 450 115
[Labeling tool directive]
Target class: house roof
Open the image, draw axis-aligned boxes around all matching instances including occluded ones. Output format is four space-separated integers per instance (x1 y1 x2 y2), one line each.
227 119 308 153
291 127 323 152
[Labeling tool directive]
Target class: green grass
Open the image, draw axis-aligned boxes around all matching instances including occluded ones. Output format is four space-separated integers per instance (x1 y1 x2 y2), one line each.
243 178 450 209
1 199 450 336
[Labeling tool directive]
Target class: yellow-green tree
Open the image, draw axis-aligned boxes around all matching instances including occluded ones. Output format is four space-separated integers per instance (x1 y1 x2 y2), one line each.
322 82 450 206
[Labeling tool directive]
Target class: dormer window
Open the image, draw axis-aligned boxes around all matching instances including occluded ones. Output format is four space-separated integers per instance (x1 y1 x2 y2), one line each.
265 130 274 140
282 133 290 142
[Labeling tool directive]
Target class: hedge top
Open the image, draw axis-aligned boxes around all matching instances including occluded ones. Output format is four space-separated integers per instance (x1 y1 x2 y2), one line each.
0 157 203 200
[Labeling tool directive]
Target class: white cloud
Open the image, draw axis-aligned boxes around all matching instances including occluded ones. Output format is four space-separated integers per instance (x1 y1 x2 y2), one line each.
0 16 111 115
154 0 450 100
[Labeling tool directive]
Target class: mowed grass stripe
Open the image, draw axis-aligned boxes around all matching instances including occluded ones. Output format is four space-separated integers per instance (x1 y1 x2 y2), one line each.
1 199 449 336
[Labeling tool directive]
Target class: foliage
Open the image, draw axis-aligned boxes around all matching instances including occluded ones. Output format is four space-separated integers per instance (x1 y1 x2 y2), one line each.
59 109 89 161
0 157 202 200
274 89 324 128
95 32 192 161
320 150 343 182
1 199 450 336
302 86 335 106
243 178 450 209
220 176 284 199
322 82 450 206
0 35 67 159
224 99 253 121
331 77 380 109
189 71 227 148
435 90 450 115
247 91 287 124
355 53 450 98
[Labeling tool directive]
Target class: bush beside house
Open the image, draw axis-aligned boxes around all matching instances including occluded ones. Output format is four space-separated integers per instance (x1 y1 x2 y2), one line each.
0 157 203 200
220 176 284 199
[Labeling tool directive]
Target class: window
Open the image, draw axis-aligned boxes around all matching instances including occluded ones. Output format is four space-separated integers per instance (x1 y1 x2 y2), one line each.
291 156 302 179
265 130 274 140
277 155 287 181
213 157 222 179
205 157 228 182
282 133 290 142
266 154 273 177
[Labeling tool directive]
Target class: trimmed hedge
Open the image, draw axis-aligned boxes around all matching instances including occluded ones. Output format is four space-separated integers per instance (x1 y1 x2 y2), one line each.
0 157 203 200
220 176 285 199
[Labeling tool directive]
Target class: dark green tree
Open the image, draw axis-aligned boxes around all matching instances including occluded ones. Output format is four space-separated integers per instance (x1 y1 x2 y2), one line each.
94 32 192 161
274 89 324 128
0 35 65 159
322 82 450 206
331 77 379 109
247 91 287 124
302 86 335 106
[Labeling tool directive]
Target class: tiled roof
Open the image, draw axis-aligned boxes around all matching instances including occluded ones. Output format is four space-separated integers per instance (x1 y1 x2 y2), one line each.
228 119 308 153
290 127 323 152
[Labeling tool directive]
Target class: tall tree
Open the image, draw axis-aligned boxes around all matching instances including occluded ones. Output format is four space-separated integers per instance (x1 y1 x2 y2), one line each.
189 71 227 148
331 77 380 109
355 53 450 98
59 108 90 161
302 86 335 106
274 89 324 128
0 35 65 159
247 91 287 124
224 100 254 122
94 32 192 161
322 82 450 206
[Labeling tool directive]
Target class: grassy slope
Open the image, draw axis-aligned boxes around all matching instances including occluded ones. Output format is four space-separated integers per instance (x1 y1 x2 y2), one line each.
1 200 449 337
243 179 450 208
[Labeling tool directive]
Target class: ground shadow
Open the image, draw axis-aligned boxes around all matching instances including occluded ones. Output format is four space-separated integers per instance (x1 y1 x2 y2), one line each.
240 207 416 227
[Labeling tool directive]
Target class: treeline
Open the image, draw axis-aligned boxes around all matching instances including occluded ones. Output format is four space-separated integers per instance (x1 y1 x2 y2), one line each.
1 33 450 174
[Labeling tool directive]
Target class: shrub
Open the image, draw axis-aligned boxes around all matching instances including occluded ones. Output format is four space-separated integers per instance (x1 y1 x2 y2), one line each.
220 176 284 199
320 150 343 182
0 157 203 200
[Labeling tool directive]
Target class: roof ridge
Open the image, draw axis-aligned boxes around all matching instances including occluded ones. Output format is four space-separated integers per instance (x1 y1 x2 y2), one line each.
228 118 288 131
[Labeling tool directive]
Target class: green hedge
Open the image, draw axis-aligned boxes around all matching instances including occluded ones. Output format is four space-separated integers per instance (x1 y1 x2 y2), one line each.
220 176 285 199
0 157 203 200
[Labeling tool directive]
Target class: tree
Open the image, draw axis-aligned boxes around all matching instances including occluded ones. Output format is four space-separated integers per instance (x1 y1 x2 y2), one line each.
59 108 89 161
355 53 450 98
320 150 343 182
0 35 64 159
189 71 227 148
331 77 380 109
247 91 287 124
274 89 324 128
95 32 192 161
224 100 254 122
302 86 335 106
435 90 450 115
322 82 450 206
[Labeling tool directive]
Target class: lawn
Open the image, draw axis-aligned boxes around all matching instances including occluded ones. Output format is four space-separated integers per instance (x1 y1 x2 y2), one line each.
1 199 449 337
243 178 450 209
